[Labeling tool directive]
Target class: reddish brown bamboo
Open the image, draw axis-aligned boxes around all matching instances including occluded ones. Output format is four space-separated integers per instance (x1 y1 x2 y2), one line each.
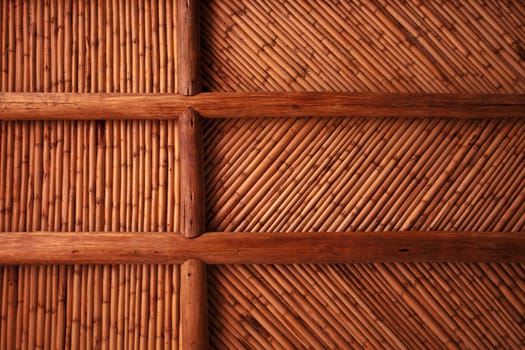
0 231 521 264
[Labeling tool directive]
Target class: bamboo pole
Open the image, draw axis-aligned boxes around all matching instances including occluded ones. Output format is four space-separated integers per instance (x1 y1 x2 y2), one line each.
0 231 522 264
0 92 524 120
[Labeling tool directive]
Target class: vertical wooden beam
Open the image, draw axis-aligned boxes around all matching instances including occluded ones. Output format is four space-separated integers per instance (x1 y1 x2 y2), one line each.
176 0 200 95
179 109 206 238
177 0 208 349
180 259 208 350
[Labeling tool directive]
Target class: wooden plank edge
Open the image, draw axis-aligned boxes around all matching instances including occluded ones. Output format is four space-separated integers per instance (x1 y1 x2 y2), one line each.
1 92 524 120
0 231 522 264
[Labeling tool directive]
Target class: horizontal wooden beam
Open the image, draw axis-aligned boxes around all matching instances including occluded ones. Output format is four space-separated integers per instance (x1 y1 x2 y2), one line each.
1 92 523 120
0 231 522 264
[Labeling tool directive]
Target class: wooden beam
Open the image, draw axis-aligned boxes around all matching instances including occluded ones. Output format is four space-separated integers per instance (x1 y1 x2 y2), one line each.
176 0 200 95
195 92 525 119
180 259 208 350
179 109 205 238
0 231 522 264
176 0 208 348
1 92 524 120
0 93 186 120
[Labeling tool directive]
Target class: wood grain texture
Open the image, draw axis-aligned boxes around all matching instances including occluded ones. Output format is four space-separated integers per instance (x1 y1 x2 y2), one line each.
180 259 208 350
176 2 207 348
0 231 522 264
179 109 205 237
1 92 524 120
176 0 200 95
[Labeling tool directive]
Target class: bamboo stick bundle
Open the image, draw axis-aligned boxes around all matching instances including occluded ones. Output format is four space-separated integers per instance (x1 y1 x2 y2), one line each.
354 264 441 346
340 121 427 228
261 264 347 346
326 264 417 347
278 265 359 348
0 123 7 232
256 119 355 230
450 128 522 230
208 289 251 349
471 146 525 231
379 264 454 345
311 121 422 231
144 121 152 233
410 121 496 228
3 123 14 232
399 264 478 346
209 270 278 349
412 264 494 347
203 119 259 190
458 124 524 230
324 265 402 347
137 0 144 94
424 263 501 346
373 121 455 230
460 263 515 343
18 122 29 232
6 0 15 93
353 120 437 231
208 118 309 229
427 120 507 229
394 122 474 230
285 119 391 230
464 263 523 340
0 268 7 349
363 120 437 229
282 120 388 231
0 1 7 91
242 118 354 232
108 0 116 94
133 265 141 349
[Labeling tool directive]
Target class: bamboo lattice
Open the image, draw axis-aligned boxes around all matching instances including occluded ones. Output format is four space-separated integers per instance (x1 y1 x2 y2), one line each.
0 0 524 349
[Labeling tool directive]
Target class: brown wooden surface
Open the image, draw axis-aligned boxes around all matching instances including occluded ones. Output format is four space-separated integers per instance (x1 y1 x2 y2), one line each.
179 109 206 238
176 1 207 349
176 0 200 95
1 92 524 120
180 259 208 350
0 231 522 264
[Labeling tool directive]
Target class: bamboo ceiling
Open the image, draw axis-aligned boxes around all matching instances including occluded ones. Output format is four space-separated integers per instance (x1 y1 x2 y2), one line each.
0 0 524 349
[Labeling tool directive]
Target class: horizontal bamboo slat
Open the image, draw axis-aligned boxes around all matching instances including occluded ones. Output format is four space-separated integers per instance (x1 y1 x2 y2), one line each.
0 92 524 120
0 231 522 265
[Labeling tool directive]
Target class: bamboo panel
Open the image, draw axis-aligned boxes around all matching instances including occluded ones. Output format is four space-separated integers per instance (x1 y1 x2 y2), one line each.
202 0 525 93
205 117 525 233
0 1 181 349
202 0 525 348
205 116 525 348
